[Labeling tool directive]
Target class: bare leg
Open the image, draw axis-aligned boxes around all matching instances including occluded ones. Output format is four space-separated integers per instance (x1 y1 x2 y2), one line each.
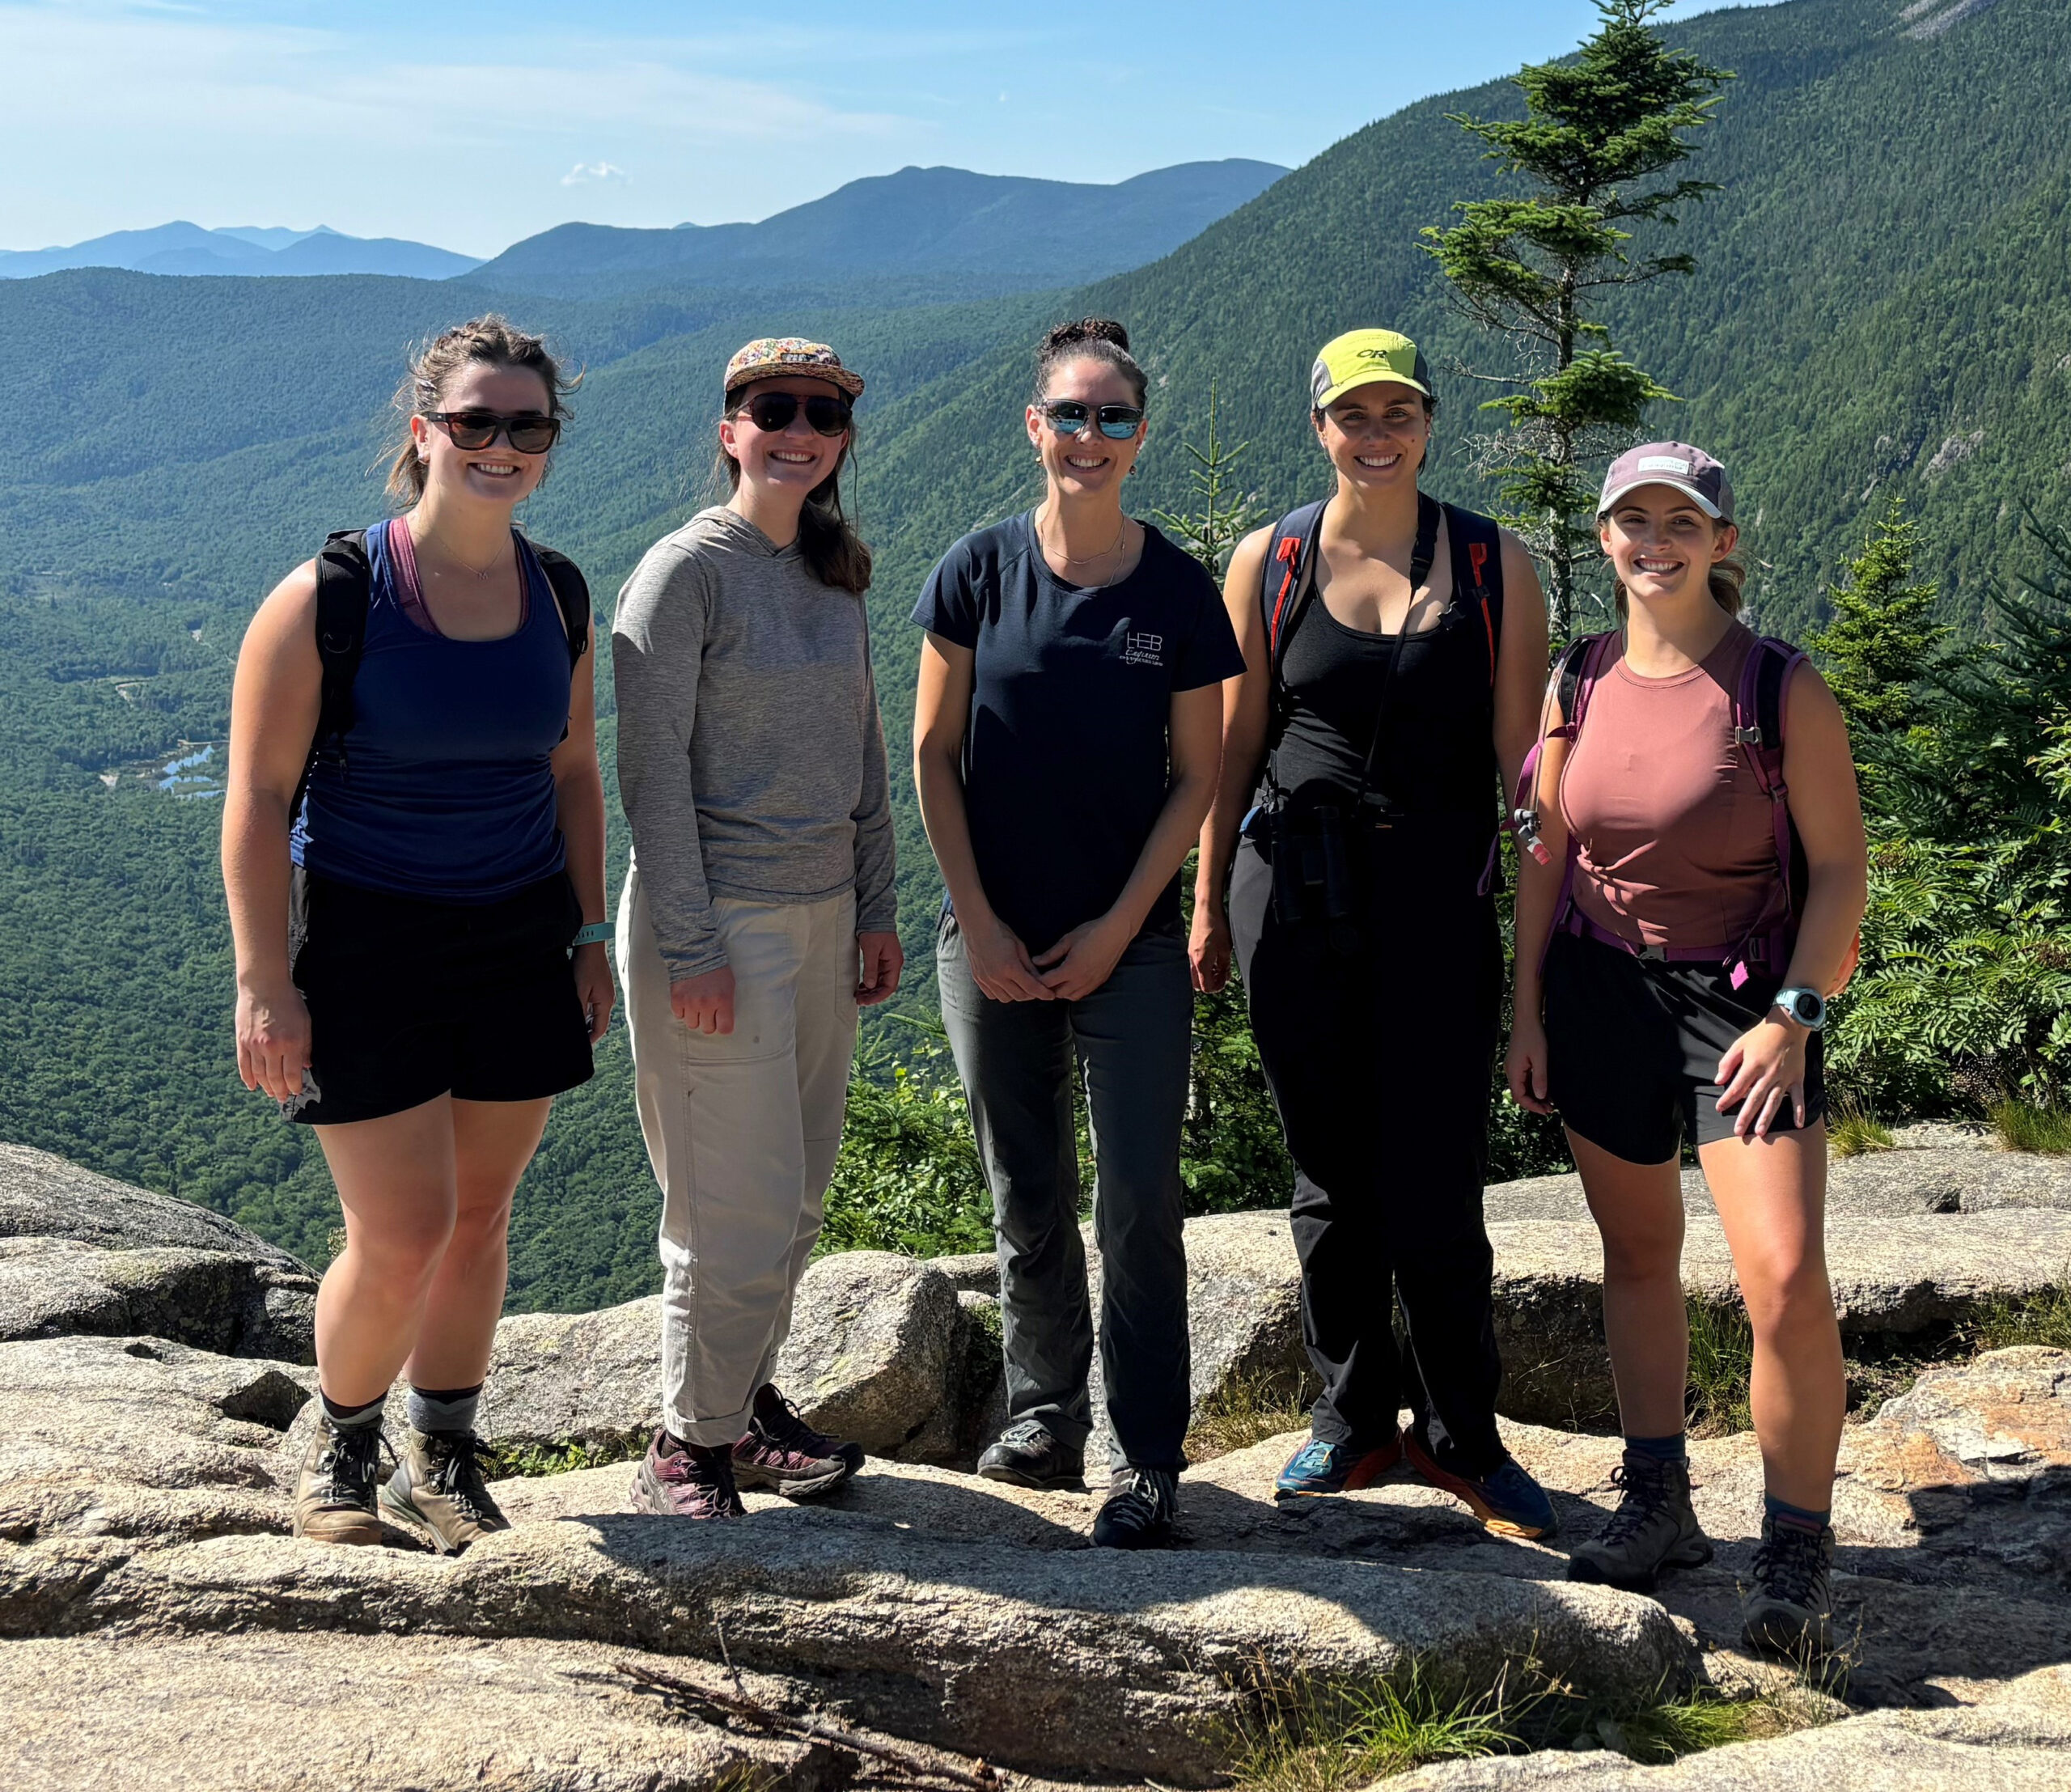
1569 1129 1688 1438
311 1097 459 1406
404 1096 553 1391
1698 1122 1843 1511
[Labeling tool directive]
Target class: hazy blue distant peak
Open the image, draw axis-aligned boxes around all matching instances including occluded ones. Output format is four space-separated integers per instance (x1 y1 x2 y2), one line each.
0 222 479 281
211 226 333 250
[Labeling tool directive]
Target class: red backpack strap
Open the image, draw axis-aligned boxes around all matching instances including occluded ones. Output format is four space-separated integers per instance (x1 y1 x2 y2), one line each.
1442 504 1506 687
1262 499 1329 674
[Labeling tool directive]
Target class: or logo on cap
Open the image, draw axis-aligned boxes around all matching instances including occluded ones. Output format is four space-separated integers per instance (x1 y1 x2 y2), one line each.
1356 347 1396 361
1638 455 1692 474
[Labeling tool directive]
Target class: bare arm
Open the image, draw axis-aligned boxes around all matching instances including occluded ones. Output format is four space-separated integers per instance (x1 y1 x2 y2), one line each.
221 561 322 1104
913 632 1052 1001
551 625 614 1043
1493 536 1561 1114
1190 526 1273 993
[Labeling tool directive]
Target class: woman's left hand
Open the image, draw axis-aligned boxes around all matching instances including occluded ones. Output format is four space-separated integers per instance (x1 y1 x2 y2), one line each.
573 942 616 1044
1714 1016 1807 1140
857 931 904 1006
1032 912 1133 1002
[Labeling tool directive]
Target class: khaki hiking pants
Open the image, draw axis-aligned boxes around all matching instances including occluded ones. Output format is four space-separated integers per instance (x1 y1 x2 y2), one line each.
618 861 859 1446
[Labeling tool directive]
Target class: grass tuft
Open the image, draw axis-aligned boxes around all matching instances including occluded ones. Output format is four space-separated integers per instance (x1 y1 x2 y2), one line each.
1186 1369 1315 1463
1685 1298 1755 1436
1965 1278 2071 1352
1989 1099 2071 1154
1828 1109 1895 1158
483 1436 644 1480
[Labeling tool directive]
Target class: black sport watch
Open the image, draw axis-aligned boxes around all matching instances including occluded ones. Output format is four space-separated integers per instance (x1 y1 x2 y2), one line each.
1771 985 1827 1031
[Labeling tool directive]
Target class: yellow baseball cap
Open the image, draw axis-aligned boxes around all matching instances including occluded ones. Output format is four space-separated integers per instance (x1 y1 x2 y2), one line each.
1310 328 1433 410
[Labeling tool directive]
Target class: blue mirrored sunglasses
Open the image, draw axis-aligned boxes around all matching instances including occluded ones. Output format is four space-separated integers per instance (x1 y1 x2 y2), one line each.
1040 400 1144 440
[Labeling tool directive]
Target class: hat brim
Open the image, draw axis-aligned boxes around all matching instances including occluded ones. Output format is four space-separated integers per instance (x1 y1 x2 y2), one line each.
724 361 863 399
1596 477 1726 522
1313 372 1431 411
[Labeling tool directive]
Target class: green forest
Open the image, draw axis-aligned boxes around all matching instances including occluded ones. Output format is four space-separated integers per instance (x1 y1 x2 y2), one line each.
2 0 2067 1309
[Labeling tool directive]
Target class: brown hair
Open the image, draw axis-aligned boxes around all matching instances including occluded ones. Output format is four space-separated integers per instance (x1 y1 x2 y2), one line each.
1033 317 1147 407
385 315 574 506
1611 528 1746 621
713 392 872 595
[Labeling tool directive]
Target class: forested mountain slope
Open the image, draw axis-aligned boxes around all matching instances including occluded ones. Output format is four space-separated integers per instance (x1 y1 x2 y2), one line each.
2 0 2066 1308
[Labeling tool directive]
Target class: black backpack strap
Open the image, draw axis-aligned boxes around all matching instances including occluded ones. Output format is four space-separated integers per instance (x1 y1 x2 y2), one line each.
1261 498 1330 680
291 529 372 823
532 546 591 670
1442 505 1506 687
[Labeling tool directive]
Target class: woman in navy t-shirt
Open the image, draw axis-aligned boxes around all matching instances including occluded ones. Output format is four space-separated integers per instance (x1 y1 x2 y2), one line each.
911 318 1243 1549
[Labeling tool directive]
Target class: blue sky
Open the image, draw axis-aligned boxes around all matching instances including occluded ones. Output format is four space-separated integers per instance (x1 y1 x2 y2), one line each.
1 0 1741 256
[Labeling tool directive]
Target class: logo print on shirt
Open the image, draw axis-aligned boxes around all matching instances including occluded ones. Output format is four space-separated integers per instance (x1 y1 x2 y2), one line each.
1122 631 1165 667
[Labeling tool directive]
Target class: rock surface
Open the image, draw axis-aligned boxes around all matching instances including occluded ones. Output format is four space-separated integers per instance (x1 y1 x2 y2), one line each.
0 1144 310 1262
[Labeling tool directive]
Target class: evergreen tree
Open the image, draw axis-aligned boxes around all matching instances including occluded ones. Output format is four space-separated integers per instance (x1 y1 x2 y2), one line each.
1808 498 1950 736
1423 0 1731 634
1150 379 1268 577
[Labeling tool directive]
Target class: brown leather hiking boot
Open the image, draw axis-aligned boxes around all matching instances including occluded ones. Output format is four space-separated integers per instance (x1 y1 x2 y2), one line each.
630 1428 745 1520
731 1383 863 1499
379 1428 510 1556
293 1415 385 1547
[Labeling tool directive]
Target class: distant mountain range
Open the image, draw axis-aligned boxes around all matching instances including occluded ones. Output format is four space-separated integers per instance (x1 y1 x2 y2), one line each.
464 161 1290 299
0 222 482 281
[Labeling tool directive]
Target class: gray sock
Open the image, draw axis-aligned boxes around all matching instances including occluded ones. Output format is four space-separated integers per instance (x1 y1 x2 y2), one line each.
406 1383 483 1435
320 1389 387 1430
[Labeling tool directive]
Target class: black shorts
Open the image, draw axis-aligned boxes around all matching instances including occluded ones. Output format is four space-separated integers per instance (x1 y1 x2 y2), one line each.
1543 927 1825 1165
284 867 594 1126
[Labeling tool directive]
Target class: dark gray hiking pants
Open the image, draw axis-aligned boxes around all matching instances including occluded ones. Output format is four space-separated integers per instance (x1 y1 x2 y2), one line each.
936 908 1192 1472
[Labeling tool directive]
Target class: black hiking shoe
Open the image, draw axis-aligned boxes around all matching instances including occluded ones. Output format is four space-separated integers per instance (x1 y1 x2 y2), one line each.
976 1418 1086 1490
631 1428 746 1521
1743 1514 1836 1657
732 1383 863 1499
1091 1466 1179 1549
293 1415 386 1548
1568 1451 1713 1592
379 1427 511 1556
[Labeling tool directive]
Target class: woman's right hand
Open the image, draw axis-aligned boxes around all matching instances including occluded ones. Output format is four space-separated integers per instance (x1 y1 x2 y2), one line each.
1189 901 1233 993
963 910 1054 1002
671 964 736 1036
1506 1013 1553 1116
236 979 312 1104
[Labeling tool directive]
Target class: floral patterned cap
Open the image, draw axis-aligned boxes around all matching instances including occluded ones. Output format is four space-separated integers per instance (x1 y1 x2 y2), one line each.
722 337 864 399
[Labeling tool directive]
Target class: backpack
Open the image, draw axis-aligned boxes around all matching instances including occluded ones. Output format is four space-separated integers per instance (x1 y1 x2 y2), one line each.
291 527 591 821
1513 627 1856 993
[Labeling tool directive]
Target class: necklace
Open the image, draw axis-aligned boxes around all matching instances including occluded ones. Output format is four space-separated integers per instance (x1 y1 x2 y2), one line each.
413 526 509 583
1039 508 1127 573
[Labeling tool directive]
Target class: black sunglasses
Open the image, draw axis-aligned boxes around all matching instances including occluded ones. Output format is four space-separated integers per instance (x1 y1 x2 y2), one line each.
737 391 853 436
1040 400 1144 440
425 410 561 454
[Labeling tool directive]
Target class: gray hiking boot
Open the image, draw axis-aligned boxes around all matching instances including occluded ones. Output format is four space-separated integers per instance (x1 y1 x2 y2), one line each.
379 1427 510 1556
1743 1515 1836 1657
293 1415 386 1548
1568 1451 1713 1592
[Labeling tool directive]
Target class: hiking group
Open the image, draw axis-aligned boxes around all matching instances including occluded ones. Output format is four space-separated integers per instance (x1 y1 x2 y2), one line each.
221 310 1868 1660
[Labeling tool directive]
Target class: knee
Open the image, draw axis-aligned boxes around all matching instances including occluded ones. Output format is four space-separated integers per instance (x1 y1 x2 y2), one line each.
447 1188 516 1255
1596 1223 1683 1286
1739 1256 1836 1341
342 1215 453 1290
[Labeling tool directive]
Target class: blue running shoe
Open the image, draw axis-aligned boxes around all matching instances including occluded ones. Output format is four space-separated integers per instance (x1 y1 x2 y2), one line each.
1404 1434 1559 1539
1275 1433 1403 1500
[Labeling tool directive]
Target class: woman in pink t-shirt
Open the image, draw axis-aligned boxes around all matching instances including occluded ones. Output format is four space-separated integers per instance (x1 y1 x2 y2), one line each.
1507 443 1867 1658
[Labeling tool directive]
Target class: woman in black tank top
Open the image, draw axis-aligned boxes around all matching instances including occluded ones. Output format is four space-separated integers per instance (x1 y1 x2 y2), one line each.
1192 328 1552 1531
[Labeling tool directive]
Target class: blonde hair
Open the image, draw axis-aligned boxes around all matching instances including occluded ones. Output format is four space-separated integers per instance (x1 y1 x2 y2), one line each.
385 315 574 505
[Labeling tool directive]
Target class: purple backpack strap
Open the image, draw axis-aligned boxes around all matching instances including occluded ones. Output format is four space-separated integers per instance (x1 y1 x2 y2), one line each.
1531 630 1620 972
1724 635 1808 986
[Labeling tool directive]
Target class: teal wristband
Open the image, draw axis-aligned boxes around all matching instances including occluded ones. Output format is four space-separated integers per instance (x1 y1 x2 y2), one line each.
572 921 612 947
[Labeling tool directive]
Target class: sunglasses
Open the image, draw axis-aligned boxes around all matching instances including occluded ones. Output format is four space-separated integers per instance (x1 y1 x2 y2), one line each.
1040 400 1144 440
736 391 853 436
425 410 561 454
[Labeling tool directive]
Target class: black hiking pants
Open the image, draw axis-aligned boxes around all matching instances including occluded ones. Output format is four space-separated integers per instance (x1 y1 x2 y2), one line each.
1229 830 1507 1475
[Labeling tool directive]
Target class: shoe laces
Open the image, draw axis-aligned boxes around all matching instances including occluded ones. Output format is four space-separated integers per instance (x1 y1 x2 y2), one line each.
757 1392 836 1459
997 1417 1056 1449
1752 1520 1829 1605
1288 1438 1342 1477
1599 1458 1676 1545
422 1430 497 1523
315 1423 387 1502
1107 1467 1176 1527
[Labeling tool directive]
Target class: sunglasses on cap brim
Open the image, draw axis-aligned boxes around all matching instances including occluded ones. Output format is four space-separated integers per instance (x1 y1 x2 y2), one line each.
733 391 853 436
425 411 561 454
1039 400 1144 440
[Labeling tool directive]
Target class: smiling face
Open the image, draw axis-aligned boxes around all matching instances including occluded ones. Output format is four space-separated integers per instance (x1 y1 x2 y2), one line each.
408 359 555 509
1313 379 1429 492
1599 483 1739 606
1025 354 1146 500
719 375 850 498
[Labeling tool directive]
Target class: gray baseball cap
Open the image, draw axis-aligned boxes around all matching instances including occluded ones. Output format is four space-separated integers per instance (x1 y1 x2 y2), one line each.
1597 441 1734 523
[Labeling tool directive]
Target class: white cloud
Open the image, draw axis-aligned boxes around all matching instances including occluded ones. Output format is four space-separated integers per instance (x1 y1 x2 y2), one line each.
561 161 628 186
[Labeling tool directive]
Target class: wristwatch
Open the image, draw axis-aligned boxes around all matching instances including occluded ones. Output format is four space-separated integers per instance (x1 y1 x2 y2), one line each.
1771 985 1827 1031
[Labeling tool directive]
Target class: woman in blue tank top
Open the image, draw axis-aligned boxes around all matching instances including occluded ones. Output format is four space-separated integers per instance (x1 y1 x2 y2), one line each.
222 317 611 1556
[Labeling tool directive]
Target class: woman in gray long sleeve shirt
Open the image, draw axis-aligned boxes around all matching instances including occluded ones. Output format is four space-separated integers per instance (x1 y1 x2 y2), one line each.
614 337 900 1522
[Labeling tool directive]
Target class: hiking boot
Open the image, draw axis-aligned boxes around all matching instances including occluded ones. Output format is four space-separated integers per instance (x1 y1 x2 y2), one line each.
630 1428 746 1520
293 1415 386 1547
1275 1433 1404 1500
1091 1466 1179 1549
1405 1434 1559 1540
1743 1515 1836 1657
1568 1451 1713 1592
731 1383 863 1499
976 1418 1086 1491
378 1427 510 1556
